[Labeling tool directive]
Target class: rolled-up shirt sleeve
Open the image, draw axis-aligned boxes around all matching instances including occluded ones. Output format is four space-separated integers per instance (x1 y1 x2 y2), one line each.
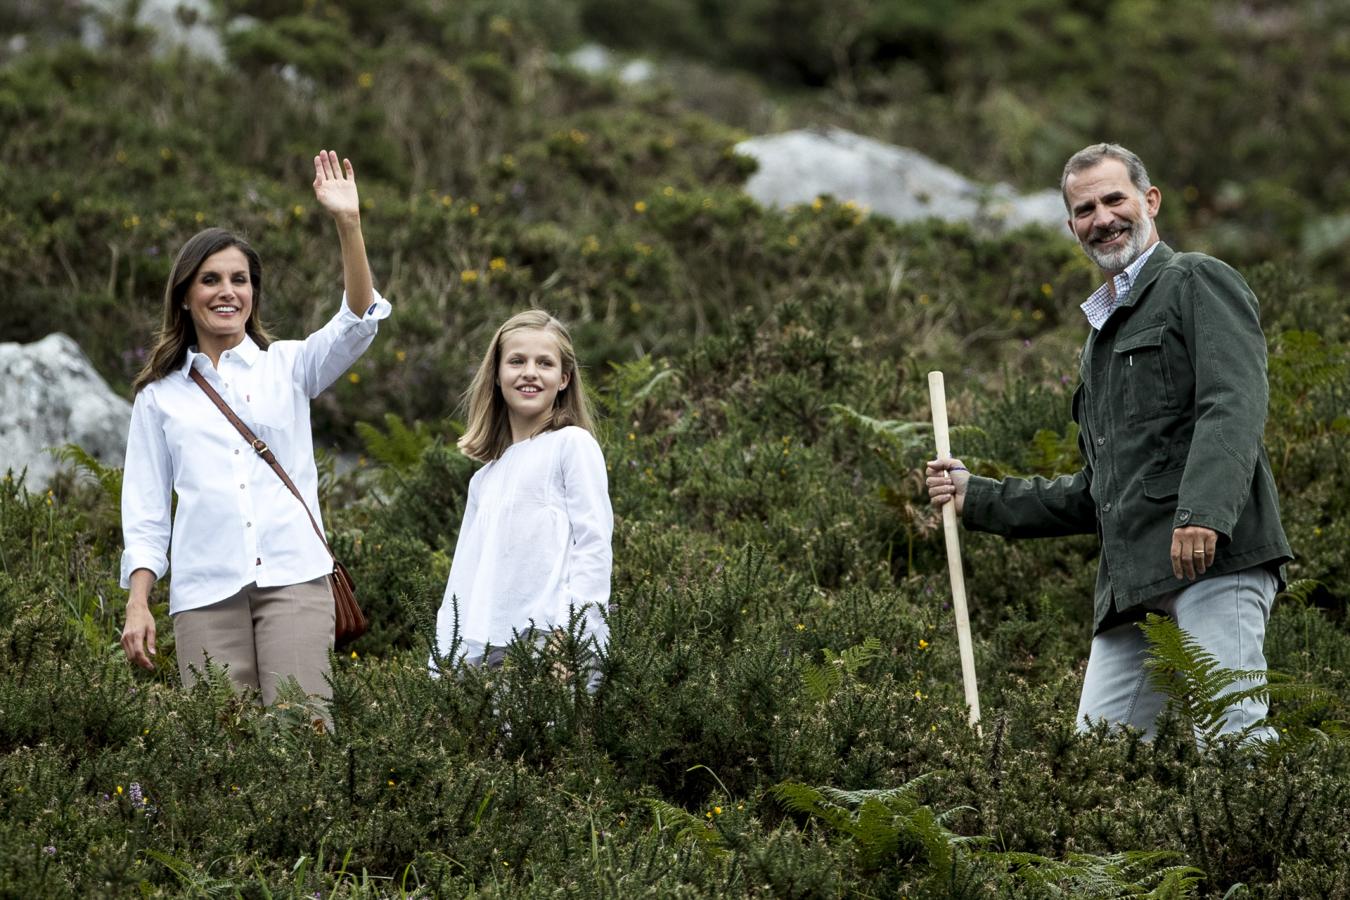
560 430 614 629
120 392 173 587
298 289 392 398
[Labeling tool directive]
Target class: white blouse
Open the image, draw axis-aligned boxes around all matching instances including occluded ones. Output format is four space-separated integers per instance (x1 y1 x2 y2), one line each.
120 293 391 615
433 426 613 663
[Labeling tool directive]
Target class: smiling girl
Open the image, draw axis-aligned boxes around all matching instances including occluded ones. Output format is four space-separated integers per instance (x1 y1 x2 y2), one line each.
119 151 389 726
432 311 612 685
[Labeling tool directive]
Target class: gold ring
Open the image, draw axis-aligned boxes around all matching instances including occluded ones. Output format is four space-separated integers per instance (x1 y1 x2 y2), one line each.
1192 550 1205 556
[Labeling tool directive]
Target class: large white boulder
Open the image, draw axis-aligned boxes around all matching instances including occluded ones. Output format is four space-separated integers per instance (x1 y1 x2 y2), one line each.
736 127 1072 237
0 334 132 490
81 0 225 62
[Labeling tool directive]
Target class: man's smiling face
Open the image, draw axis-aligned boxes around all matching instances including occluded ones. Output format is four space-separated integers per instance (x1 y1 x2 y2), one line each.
1064 158 1161 276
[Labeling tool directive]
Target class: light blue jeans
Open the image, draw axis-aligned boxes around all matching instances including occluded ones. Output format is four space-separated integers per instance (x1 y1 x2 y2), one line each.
1076 567 1277 741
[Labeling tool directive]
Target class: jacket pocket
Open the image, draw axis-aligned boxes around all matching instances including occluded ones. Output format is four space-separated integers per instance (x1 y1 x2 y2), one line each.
1114 324 1177 422
1142 466 1185 500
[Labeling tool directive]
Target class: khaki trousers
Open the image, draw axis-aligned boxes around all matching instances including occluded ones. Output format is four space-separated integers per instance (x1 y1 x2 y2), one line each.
173 576 335 719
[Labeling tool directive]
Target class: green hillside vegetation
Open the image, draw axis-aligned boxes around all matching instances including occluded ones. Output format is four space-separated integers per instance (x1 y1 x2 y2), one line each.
2 1 1348 895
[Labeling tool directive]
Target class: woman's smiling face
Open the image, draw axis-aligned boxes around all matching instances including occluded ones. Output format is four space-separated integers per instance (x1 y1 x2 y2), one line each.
183 246 254 354
497 327 570 441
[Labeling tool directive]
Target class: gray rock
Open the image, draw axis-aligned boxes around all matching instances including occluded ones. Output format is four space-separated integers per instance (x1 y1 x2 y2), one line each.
81 0 225 62
736 127 1072 237
564 43 654 84
0 334 131 490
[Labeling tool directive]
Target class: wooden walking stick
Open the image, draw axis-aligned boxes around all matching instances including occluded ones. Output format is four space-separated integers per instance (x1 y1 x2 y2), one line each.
927 371 982 731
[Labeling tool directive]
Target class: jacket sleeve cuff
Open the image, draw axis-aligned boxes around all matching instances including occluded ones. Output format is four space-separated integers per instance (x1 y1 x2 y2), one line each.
120 550 167 589
1173 508 1234 541
961 476 1000 534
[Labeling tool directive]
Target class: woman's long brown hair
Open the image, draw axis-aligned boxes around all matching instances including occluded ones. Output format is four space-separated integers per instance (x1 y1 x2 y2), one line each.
131 228 274 393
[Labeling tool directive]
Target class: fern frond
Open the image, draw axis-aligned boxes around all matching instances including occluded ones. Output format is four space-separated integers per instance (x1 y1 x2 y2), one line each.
1141 613 1328 746
989 848 1202 898
55 443 122 498
1278 578 1326 606
644 799 728 859
354 413 436 472
839 636 883 676
828 404 931 452
801 664 839 703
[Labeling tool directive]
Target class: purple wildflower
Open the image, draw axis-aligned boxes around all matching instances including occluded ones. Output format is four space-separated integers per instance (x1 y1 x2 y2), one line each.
43 846 56 856
129 783 143 807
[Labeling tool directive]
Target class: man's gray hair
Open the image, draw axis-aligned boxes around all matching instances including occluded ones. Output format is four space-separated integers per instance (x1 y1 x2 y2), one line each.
1061 143 1152 210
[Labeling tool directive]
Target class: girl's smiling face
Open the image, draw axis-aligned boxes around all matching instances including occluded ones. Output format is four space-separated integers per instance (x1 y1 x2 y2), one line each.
497 327 570 442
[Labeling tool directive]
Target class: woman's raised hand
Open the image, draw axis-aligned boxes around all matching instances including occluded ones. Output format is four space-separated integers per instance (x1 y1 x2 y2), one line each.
312 149 360 221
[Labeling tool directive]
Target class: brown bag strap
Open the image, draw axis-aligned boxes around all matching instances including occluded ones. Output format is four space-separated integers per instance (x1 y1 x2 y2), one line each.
189 366 335 563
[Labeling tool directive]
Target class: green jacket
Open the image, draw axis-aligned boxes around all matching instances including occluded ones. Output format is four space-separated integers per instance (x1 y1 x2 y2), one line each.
963 243 1292 631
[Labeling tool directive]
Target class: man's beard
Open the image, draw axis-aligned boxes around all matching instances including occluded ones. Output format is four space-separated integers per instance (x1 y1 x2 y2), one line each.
1080 208 1153 272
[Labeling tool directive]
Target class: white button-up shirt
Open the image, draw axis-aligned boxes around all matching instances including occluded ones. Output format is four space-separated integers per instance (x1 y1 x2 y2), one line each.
433 426 613 663
120 292 391 614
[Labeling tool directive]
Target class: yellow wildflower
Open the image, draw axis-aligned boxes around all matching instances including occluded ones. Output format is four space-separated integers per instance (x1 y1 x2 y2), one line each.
357 72 374 89
489 257 508 272
348 372 360 384
634 200 647 213
461 269 479 284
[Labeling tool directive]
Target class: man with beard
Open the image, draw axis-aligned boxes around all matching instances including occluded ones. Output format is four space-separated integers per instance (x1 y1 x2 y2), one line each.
925 143 1292 741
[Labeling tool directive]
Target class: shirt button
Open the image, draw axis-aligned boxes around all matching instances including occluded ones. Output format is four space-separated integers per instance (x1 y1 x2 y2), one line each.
1096 437 1106 446
246 522 252 528
234 449 240 455
240 483 246 490
1102 502 1112 512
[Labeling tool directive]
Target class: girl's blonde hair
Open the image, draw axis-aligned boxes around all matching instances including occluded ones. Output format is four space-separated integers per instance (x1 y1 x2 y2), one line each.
458 310 595 462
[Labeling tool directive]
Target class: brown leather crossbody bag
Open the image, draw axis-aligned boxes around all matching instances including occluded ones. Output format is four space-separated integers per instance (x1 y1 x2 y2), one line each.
190 367 368 646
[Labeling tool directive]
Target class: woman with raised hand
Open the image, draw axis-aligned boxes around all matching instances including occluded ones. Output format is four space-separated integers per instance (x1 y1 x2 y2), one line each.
119 150 389 727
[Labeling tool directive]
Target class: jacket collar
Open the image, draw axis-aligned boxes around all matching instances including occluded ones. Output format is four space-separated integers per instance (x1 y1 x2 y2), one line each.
179 335 261 378
1115 241 1173 311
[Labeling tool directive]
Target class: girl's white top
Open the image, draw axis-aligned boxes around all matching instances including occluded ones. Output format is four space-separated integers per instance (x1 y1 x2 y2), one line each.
433 426 613 663
120 292 391 615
